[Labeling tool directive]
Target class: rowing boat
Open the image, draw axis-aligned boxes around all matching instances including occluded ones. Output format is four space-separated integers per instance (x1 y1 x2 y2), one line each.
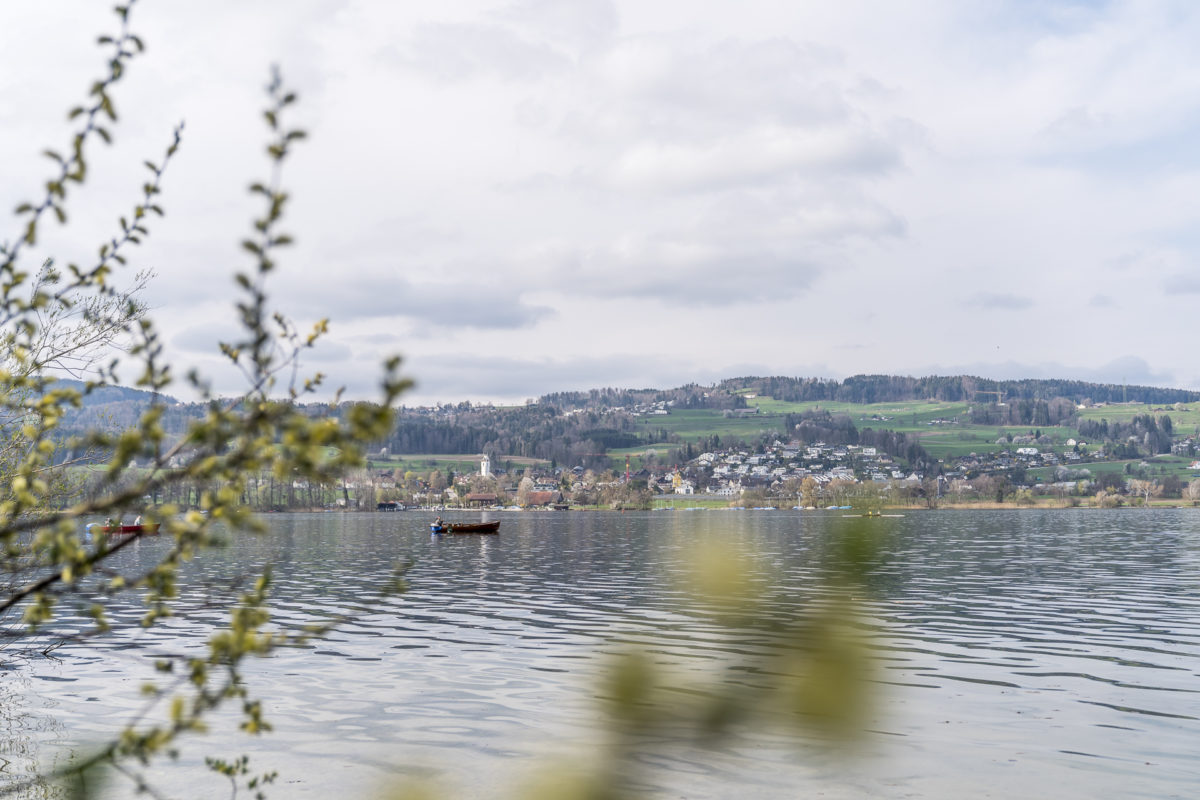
429 522 499 534
89 523 161 536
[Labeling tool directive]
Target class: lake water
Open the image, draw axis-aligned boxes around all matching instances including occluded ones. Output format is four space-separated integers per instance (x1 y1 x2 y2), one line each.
3 510 1199 799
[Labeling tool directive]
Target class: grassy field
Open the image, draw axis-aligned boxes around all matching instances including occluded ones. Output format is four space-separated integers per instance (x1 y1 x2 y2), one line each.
651 496 735 509
913 425 1081 458
654 397 1200 462
1077 402 1200 433
1147 454 1200 477
745 397 972 425
370 454 550 475
1027 454 1200 482
377 400 1200 476
605 443 679 471
633 409 791 440
637 399 1092 460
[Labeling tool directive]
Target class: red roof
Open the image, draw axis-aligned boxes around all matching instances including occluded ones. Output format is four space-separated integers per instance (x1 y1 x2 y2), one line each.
525 491 559 506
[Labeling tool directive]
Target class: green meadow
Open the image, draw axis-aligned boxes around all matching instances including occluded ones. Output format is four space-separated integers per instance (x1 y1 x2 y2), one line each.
1028 454 1200 483
632 408 791 440
377 399 1200 476
635 398 1094 460
369 454 550 475
1076 402 1200 432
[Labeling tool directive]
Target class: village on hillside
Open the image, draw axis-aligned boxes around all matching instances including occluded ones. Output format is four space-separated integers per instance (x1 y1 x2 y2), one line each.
77 376 1200 511
364 427 1200 511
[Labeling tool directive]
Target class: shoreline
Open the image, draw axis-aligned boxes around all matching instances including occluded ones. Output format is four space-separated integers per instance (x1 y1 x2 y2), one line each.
351 501 1200 513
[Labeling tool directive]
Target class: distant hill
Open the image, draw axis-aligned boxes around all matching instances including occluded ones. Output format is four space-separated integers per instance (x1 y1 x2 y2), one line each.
49 373 1200 464
716 375 1200 406
65 373 1198 420
540 375 1200 409
56 380 180 406
53 380 186 438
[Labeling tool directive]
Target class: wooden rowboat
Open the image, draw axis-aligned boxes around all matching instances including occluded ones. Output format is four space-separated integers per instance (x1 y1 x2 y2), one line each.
91 523 161 536
430 520 500 534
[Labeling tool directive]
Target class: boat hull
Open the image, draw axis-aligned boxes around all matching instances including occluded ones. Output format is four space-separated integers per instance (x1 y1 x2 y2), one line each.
430 521 500 534
94 524 161 536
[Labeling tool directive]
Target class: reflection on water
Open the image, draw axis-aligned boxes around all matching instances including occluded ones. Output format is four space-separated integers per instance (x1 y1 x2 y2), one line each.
0 666 58 800
3 510 1200 798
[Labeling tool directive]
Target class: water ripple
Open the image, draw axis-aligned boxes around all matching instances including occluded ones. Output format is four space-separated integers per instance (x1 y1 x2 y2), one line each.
5 509 1200 799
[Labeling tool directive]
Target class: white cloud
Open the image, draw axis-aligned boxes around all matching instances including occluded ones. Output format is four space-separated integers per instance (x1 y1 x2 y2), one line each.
967 293 1035 311
392 22 570 82
493 0 619 54
608 127 898 193
1163 274 1200 294
5 1 1200 403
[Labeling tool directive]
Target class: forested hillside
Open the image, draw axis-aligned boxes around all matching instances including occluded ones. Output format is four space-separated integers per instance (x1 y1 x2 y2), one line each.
714 375 1200 405
51 375 1200 473
375 403 638 468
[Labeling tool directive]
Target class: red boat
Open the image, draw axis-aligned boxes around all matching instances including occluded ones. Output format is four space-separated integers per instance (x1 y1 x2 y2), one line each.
430 520 500 534
94 523 161 536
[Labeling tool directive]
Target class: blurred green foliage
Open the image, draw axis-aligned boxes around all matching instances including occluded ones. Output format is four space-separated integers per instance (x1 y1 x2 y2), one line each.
1 4 407 796
378 518 883 800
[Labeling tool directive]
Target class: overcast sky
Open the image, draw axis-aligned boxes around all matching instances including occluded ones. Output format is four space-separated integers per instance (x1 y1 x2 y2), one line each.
3 1 1199 405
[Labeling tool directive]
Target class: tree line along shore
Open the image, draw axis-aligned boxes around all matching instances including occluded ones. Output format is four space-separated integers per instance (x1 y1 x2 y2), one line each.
63 377 1200 513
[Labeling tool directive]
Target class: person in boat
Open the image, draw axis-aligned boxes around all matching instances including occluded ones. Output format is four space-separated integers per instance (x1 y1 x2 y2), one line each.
104 517 117 530
133 515 143 526
434 516 444 531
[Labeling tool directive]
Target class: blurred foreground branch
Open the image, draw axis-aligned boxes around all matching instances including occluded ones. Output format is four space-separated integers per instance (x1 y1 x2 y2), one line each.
0 4 409 796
